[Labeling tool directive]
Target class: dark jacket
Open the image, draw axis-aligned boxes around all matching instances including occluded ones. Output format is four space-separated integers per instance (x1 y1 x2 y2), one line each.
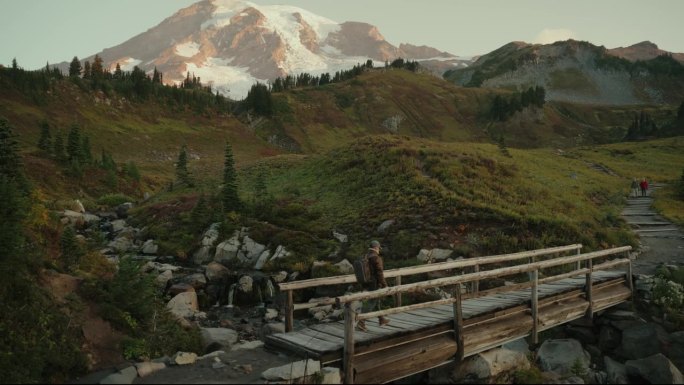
366 248 387 289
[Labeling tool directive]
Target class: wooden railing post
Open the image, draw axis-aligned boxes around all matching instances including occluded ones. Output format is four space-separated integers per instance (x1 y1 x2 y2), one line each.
585 258 593 319
453 288 465 361
531 269 539 345
395 276 402 307
576 248 581 271
472 264 479 294
627 252 634 303
285 290 294 332
343 303 355 384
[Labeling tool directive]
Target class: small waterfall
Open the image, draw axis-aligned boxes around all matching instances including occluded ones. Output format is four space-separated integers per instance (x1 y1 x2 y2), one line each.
265 279 275 299
226 283 237 308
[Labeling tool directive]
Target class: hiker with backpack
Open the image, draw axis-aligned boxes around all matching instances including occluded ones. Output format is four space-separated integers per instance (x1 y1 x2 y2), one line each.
354 240 390 332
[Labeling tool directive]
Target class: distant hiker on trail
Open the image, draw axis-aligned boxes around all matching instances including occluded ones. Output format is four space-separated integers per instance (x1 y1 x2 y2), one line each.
631 178 639 198
356 240 390 332
640 178 649 197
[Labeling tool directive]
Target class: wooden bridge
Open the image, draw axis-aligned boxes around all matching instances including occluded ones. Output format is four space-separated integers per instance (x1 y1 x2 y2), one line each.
264 244 634 384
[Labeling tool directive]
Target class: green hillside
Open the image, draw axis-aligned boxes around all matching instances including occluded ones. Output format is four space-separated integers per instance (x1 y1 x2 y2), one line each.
1 62 684 383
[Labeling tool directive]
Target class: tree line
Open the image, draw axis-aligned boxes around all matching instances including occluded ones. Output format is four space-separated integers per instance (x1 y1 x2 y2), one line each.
489 86 546 121
624 101 684 141
243 58 421 117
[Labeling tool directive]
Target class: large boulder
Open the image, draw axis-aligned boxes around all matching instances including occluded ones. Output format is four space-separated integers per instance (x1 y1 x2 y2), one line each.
254 250 271 270
238 236 266 264
214 232 241 264
619 323 670 360
141 239 158 255
453 348 530 382
135 361 166 378
417 248 453 263
205 262 230 282
626 353 684 384
99 365 137 384
269 245 291 262
167 291 198 320
181 273 207 290
536 339 590 377
669 331 684 374
200 327 239 353
334 259 354 274
604 356 628 384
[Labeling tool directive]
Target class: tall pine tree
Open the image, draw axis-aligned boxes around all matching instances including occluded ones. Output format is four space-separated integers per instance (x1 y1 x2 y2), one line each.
37 120 52 152
222 142 240 213
0 118 29 264
175 145 192 187
68 56 82 77
66 124 82 162
53 130 67 161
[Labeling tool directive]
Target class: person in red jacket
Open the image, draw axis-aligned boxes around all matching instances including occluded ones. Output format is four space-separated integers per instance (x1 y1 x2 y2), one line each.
640 178 649 197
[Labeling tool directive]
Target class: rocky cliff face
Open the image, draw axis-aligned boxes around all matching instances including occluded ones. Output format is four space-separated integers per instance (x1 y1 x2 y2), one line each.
445 39 684 105
609 41 684 63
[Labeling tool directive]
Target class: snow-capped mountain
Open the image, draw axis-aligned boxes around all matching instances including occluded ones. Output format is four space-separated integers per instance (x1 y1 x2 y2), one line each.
74 0 468 99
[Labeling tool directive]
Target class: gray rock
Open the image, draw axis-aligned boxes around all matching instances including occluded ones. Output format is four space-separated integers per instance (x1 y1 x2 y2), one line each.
205 262 230 282
254 249 271 270
565 325 597 345
417 248 453 263
536 339 590 377
669 331 684 373
135 361 166 378
232 340 264 351
262 359 321 381
214 233 241 263
74 199 86 213
263 308 279 321
238 236 266 264
502 338 530 353
172 352 198 366
166 291 198 320
334 259 354 274
110 219 127 233
453 348 530 381
193 246 213 265
271 271 288 283
238 275 253 293
107 237 134 253
269 246 291 262
377 219 395 233
141 239 158 255
321 367 342 384
626 353 684 384
604 356 628 384
200 327 238 353
620 323 669 359
200 223 221 247
598 326 621 351
181 273 207 289
99 365 137 384
332 231 348 243
155 270 173 287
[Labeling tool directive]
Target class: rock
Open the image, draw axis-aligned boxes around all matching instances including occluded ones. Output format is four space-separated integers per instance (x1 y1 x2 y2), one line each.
308 305 333 316
172 351 198 366
232 340 264 351
453 348 530 382
168 283 195 296
565 325 597 345
205 262 230 282
254 249 271 270
115 202 133 219
417 248 453 263
321 367 342 384
200 223 221 247
182 273 207 289
620 323 669 360
598 326 621 351
604 356 628 384
669 331 684 373
536 339 590 377
626 353 684 384
334 259 354 274
166 291 198 320
271 271 288 283
238 275 253 293
200 327 238 353
99 365 138 384
260 323 286 339
604 310 640 321
135 361 166 378
502 338 530 353
144 262 180 274
141 239 158 255
377 219 395 233
110 219 127 233
107 237 134 253
332 231 348 243
269 246 291 262
83 213 100 224
155 270 173 287
611 319 646 331
214 232 241 263
264 308 279 321
236 364 253 374
238 236 266 264
262 359 321 381
193 246 213 265
74 199 86 213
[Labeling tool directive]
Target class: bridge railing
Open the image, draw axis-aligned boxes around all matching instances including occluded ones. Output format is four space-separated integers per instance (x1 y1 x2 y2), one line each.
337 245 632 383
278 244 584 332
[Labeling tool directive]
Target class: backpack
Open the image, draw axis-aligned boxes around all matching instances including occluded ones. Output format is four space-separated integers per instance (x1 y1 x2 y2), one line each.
353 254 372 284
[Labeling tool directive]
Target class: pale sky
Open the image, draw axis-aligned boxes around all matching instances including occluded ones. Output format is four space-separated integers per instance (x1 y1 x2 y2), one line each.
2 0 684 70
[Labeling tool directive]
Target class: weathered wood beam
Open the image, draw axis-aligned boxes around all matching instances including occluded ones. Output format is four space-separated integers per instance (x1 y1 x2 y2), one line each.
453 288 465 361
285 290 294 332
531 269 539 345
279 244 583 291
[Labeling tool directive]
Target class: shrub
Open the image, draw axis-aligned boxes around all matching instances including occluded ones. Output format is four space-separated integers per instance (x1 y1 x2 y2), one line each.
513 366 543 384
96 193 134 208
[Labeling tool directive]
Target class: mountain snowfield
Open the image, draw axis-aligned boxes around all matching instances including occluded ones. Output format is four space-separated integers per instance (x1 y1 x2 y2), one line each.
78 0 466 100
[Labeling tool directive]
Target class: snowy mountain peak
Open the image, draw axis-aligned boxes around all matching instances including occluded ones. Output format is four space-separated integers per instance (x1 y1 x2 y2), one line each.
75 0 464 99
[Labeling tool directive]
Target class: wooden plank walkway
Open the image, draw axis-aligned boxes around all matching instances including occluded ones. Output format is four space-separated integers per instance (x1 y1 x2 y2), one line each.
265 270 626 364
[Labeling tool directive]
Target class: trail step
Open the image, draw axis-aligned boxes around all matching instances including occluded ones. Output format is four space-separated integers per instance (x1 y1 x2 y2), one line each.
634 228 681 233
621 213 658 216
629 222 675 226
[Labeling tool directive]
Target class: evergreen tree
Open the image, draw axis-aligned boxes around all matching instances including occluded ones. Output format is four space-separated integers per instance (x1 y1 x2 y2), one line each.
253 170 267 205
244 83 273 116
60 226 82 271
80 135 92 165
114 63 123 80
53 130 67 161
69 56 82 77
221 142 240 213
37 120 52 152
175 145 192 187
91 55 104 80
82 61 91 79
124 161 140 182
0 117 29 264
66 124 82 162
190 194 210 233
100 149 116 170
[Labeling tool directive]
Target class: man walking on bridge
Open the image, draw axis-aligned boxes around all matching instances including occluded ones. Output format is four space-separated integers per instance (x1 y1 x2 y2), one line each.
356 240 390 331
